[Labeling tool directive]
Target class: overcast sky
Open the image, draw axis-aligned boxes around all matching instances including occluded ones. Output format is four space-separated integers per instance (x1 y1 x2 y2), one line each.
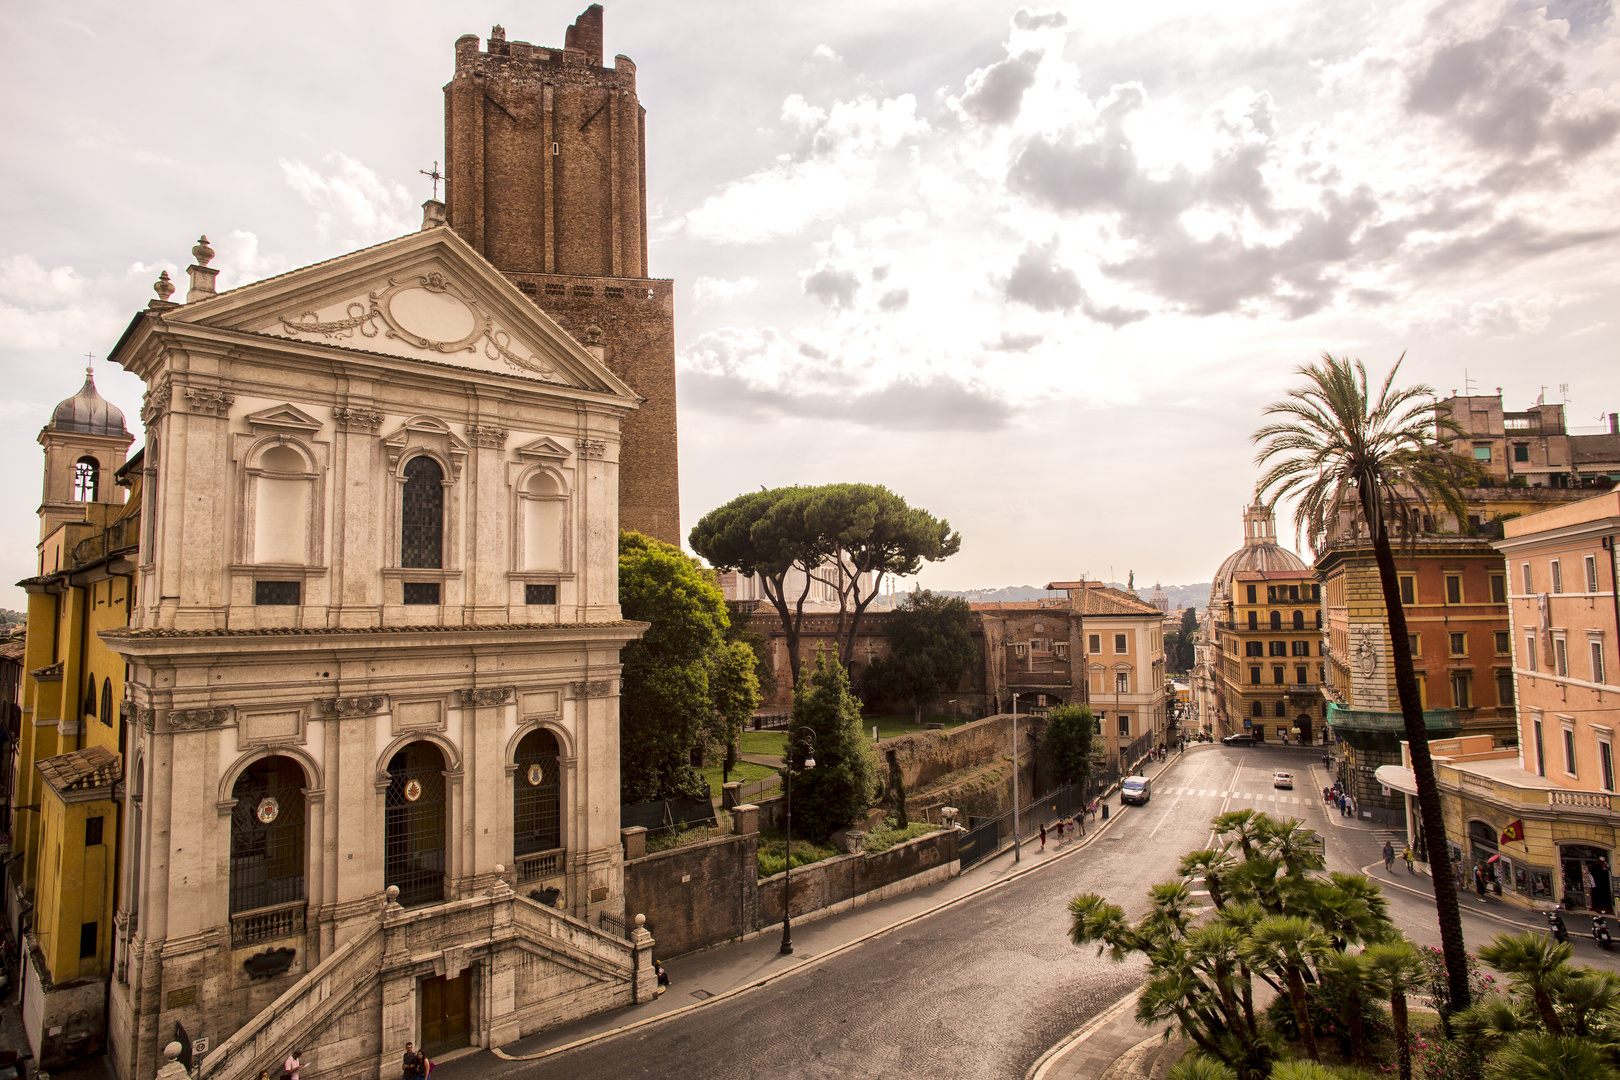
3 0 1617 608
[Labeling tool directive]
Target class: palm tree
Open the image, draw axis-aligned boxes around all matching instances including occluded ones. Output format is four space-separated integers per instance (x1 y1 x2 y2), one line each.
1181 846 1239 909
1242 915 1332 1061
1476 931 1572 1035
1252 353 1477 1012
1364 939 1426 1080
1319 950 1375 1066
1485 1032 1620 1080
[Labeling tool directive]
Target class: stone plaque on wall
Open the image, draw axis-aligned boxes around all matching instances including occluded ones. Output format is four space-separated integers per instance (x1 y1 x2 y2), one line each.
392 697 445 734
521 690 560 717
240 709 304 746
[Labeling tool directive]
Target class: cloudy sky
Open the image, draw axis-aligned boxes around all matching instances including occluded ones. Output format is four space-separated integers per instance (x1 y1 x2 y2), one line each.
3 0 1617 607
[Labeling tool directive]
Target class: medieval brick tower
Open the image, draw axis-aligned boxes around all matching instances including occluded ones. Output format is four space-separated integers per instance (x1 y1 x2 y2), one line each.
444 4 679 544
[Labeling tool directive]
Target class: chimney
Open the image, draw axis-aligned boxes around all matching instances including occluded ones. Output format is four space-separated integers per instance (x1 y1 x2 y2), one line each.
186 235 218 302
421 199 447 231
1611 412 1618 435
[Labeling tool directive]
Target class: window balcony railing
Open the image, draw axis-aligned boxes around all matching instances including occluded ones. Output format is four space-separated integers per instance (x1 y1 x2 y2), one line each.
1285 684 1320 695
517 848 565 884
230 899 306 949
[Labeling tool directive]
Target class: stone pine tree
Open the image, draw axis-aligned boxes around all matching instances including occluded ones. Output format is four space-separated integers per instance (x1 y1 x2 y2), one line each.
618 531 757 803
1252 353 1477 1012
784 650 876 840
864 588 977 723
689 483 961 687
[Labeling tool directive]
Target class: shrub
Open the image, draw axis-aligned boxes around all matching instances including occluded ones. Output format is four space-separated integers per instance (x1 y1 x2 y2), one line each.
756 834 840 878
1265 973 1393 1060
862 821 939 854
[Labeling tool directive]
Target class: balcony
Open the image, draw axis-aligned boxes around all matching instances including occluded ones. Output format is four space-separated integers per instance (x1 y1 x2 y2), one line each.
230 900 307 949
516 848 565 884
1285 684 1320 695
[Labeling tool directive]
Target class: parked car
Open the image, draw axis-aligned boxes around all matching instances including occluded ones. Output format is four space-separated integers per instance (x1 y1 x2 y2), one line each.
1273 771 1293 789
1120 775 1152 805
1222 733 1255 746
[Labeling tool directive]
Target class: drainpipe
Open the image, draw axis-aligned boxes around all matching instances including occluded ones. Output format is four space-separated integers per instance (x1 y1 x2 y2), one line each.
1605 535 1620 686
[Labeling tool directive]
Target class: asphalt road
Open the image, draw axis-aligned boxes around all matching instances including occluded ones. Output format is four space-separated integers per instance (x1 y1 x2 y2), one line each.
470 743 1620 1080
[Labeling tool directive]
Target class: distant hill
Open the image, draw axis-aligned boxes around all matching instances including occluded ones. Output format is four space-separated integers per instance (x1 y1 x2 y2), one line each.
935 583 1212 611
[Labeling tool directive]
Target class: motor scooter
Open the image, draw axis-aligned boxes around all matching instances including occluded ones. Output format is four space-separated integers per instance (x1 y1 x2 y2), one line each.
1593 914 1613 951
1546 906 1569 943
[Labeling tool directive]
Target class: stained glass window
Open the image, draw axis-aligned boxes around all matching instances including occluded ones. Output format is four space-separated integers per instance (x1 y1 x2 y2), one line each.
402 456 444 569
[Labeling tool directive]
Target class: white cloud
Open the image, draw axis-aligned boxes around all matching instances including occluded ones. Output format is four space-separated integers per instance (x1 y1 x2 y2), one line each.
691 276 760 306
280 153 417 248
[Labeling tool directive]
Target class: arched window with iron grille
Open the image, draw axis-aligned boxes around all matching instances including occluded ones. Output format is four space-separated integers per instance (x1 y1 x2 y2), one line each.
401 456 445 569
385 742 447 907
514 729 562 860
230 756 307 913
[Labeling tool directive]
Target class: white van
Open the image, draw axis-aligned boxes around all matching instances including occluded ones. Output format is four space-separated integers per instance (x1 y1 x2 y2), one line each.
1120 775 1152 805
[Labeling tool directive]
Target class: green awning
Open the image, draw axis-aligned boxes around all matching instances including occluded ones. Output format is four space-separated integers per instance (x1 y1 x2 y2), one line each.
1326 703 1462 735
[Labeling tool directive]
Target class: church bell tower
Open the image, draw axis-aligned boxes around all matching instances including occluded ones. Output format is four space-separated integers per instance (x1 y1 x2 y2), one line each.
444 5 679 545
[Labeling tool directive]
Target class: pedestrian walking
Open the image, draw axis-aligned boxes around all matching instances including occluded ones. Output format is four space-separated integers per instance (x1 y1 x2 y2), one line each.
402 1042 423 1080
1383 841 1395 871
284 1050 305 1080
1349 796 1357 819
1039 823 1047 851
1403 845 1415 873
1474 864 1488 902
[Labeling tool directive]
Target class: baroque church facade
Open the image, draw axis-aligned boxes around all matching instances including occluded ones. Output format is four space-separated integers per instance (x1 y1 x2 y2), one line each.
9 7 673 1078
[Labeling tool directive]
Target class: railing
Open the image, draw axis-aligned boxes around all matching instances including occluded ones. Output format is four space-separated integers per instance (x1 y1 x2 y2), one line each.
69 515 140 568
517 849 565 883
598 910 631 939
750 712 790 730
230 901 306 949
1285 684 1320 694
1550 790 1616 811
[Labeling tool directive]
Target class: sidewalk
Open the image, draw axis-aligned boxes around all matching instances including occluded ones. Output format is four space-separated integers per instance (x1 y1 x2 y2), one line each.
1027 990 1185 1080
438 747 1190 1074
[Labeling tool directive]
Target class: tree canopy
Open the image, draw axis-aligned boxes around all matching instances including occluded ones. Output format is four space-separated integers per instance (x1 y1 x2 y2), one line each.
689 483 961 686
864 588 977 722
618 531 760 803
1041 703 1097 790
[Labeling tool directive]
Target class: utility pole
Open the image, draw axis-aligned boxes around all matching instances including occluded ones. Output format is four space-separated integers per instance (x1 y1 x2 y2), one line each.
1011 692 1021 863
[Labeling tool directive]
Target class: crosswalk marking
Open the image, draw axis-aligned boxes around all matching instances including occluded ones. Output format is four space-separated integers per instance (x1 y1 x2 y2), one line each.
1159 785 1307 805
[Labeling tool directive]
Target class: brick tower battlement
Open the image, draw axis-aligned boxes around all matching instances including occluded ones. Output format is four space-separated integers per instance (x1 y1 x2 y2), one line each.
445 4 679 545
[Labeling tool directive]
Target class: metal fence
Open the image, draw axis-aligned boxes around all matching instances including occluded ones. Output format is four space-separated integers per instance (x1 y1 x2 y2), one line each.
750 712 790 731
956 762 1124 870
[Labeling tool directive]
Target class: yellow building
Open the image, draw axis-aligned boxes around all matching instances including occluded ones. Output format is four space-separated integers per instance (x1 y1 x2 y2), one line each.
8 368 139 1068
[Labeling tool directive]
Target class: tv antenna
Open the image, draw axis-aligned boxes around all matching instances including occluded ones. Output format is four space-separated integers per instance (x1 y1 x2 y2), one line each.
1463 369 1476 396
1559 383 1570 403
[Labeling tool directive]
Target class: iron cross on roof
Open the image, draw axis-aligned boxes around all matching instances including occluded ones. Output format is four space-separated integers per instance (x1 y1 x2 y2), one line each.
420 161 444 200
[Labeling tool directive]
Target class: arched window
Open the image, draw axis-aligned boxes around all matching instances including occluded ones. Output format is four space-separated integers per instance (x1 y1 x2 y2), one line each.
401 456 444 569
1251 700 1263 717
385 742 447 907
230 756 307 913
521 472 565 571
514 729 562 861
1269 611 1282 630
1275 701 1287 718
84 674 98 717
74 456 100 502
254 445 311 564
1292 610 1305 630
100 678 113 727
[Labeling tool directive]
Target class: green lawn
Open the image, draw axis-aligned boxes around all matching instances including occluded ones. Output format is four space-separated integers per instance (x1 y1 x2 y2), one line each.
739 730 787 757
700 759 776 798
741 714 977 756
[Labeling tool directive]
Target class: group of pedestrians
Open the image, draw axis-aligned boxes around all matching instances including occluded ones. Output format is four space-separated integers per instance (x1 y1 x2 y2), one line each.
1323 782 1357 819
1382 839 1417 874
1038 815 1087 851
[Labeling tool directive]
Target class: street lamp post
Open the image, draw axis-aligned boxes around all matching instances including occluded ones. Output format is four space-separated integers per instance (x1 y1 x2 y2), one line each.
1011 692 1021 864
780 727 817 955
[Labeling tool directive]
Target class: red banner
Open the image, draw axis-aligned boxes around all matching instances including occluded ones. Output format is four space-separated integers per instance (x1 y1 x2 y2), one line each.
1501 819 1525 844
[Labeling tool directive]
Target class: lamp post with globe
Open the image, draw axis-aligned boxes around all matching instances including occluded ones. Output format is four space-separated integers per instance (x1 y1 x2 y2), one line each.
780 727 817 955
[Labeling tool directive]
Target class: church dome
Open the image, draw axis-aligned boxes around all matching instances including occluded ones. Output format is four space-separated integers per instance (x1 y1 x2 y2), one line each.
1209 497 1308 605
49 369 128 437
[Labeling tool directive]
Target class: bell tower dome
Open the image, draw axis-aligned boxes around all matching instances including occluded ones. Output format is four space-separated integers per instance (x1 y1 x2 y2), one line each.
39 365 133 541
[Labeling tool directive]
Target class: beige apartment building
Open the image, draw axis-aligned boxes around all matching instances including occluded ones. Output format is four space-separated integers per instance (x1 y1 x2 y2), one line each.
1381 491 1620 911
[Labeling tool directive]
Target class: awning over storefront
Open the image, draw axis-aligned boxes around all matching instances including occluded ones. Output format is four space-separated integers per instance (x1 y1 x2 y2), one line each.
1375 764 1419 796
1327 703 1462 736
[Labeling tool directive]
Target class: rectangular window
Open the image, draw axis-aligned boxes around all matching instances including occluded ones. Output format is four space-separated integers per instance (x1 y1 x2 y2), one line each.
1587 555 1600 595
1250 666 1262 685
1473 445 1492 461
1495 631 1510 655
1115 672 1130 693
1564 726 1578 776
1449 632 1466 656
254 580 301 606
1054 642 1068 659
1522 562 1533 594
1496 671 1514 707
1247 611 1258 630
1094 714 1104 735
525 583 557 605
1452 672 1471 709
1555 637 1569 677
1269 641 1287 656
1088 634 1100 654
1291 640 1310 656
1490 575 1506 604
1118 714 1131 737
1273 665 1285 685
1534 719 1546 776
1446 575 1462 604
85 816 104 847
1399 576 1415 605
1409 633 1421 657
1552 560 1563 594
1246 641 1264 657
80 922 98 959
1246 584 1257 604
1602 739 1616 793
1594 640 1607 685
1514 443 1530 463
1267 585 1277 602
1526 633 1537 671
1289 585 1299 601
1114 634 1127 654
1296 665 1308 685
403 582 441 606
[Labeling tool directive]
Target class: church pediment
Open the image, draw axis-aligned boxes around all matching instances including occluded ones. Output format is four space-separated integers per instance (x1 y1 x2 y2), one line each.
243 403 323 433
515 436 573 460
166 228 635 401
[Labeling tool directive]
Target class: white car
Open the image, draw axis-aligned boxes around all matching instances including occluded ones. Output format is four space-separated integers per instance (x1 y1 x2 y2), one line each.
1273 771 1294 789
